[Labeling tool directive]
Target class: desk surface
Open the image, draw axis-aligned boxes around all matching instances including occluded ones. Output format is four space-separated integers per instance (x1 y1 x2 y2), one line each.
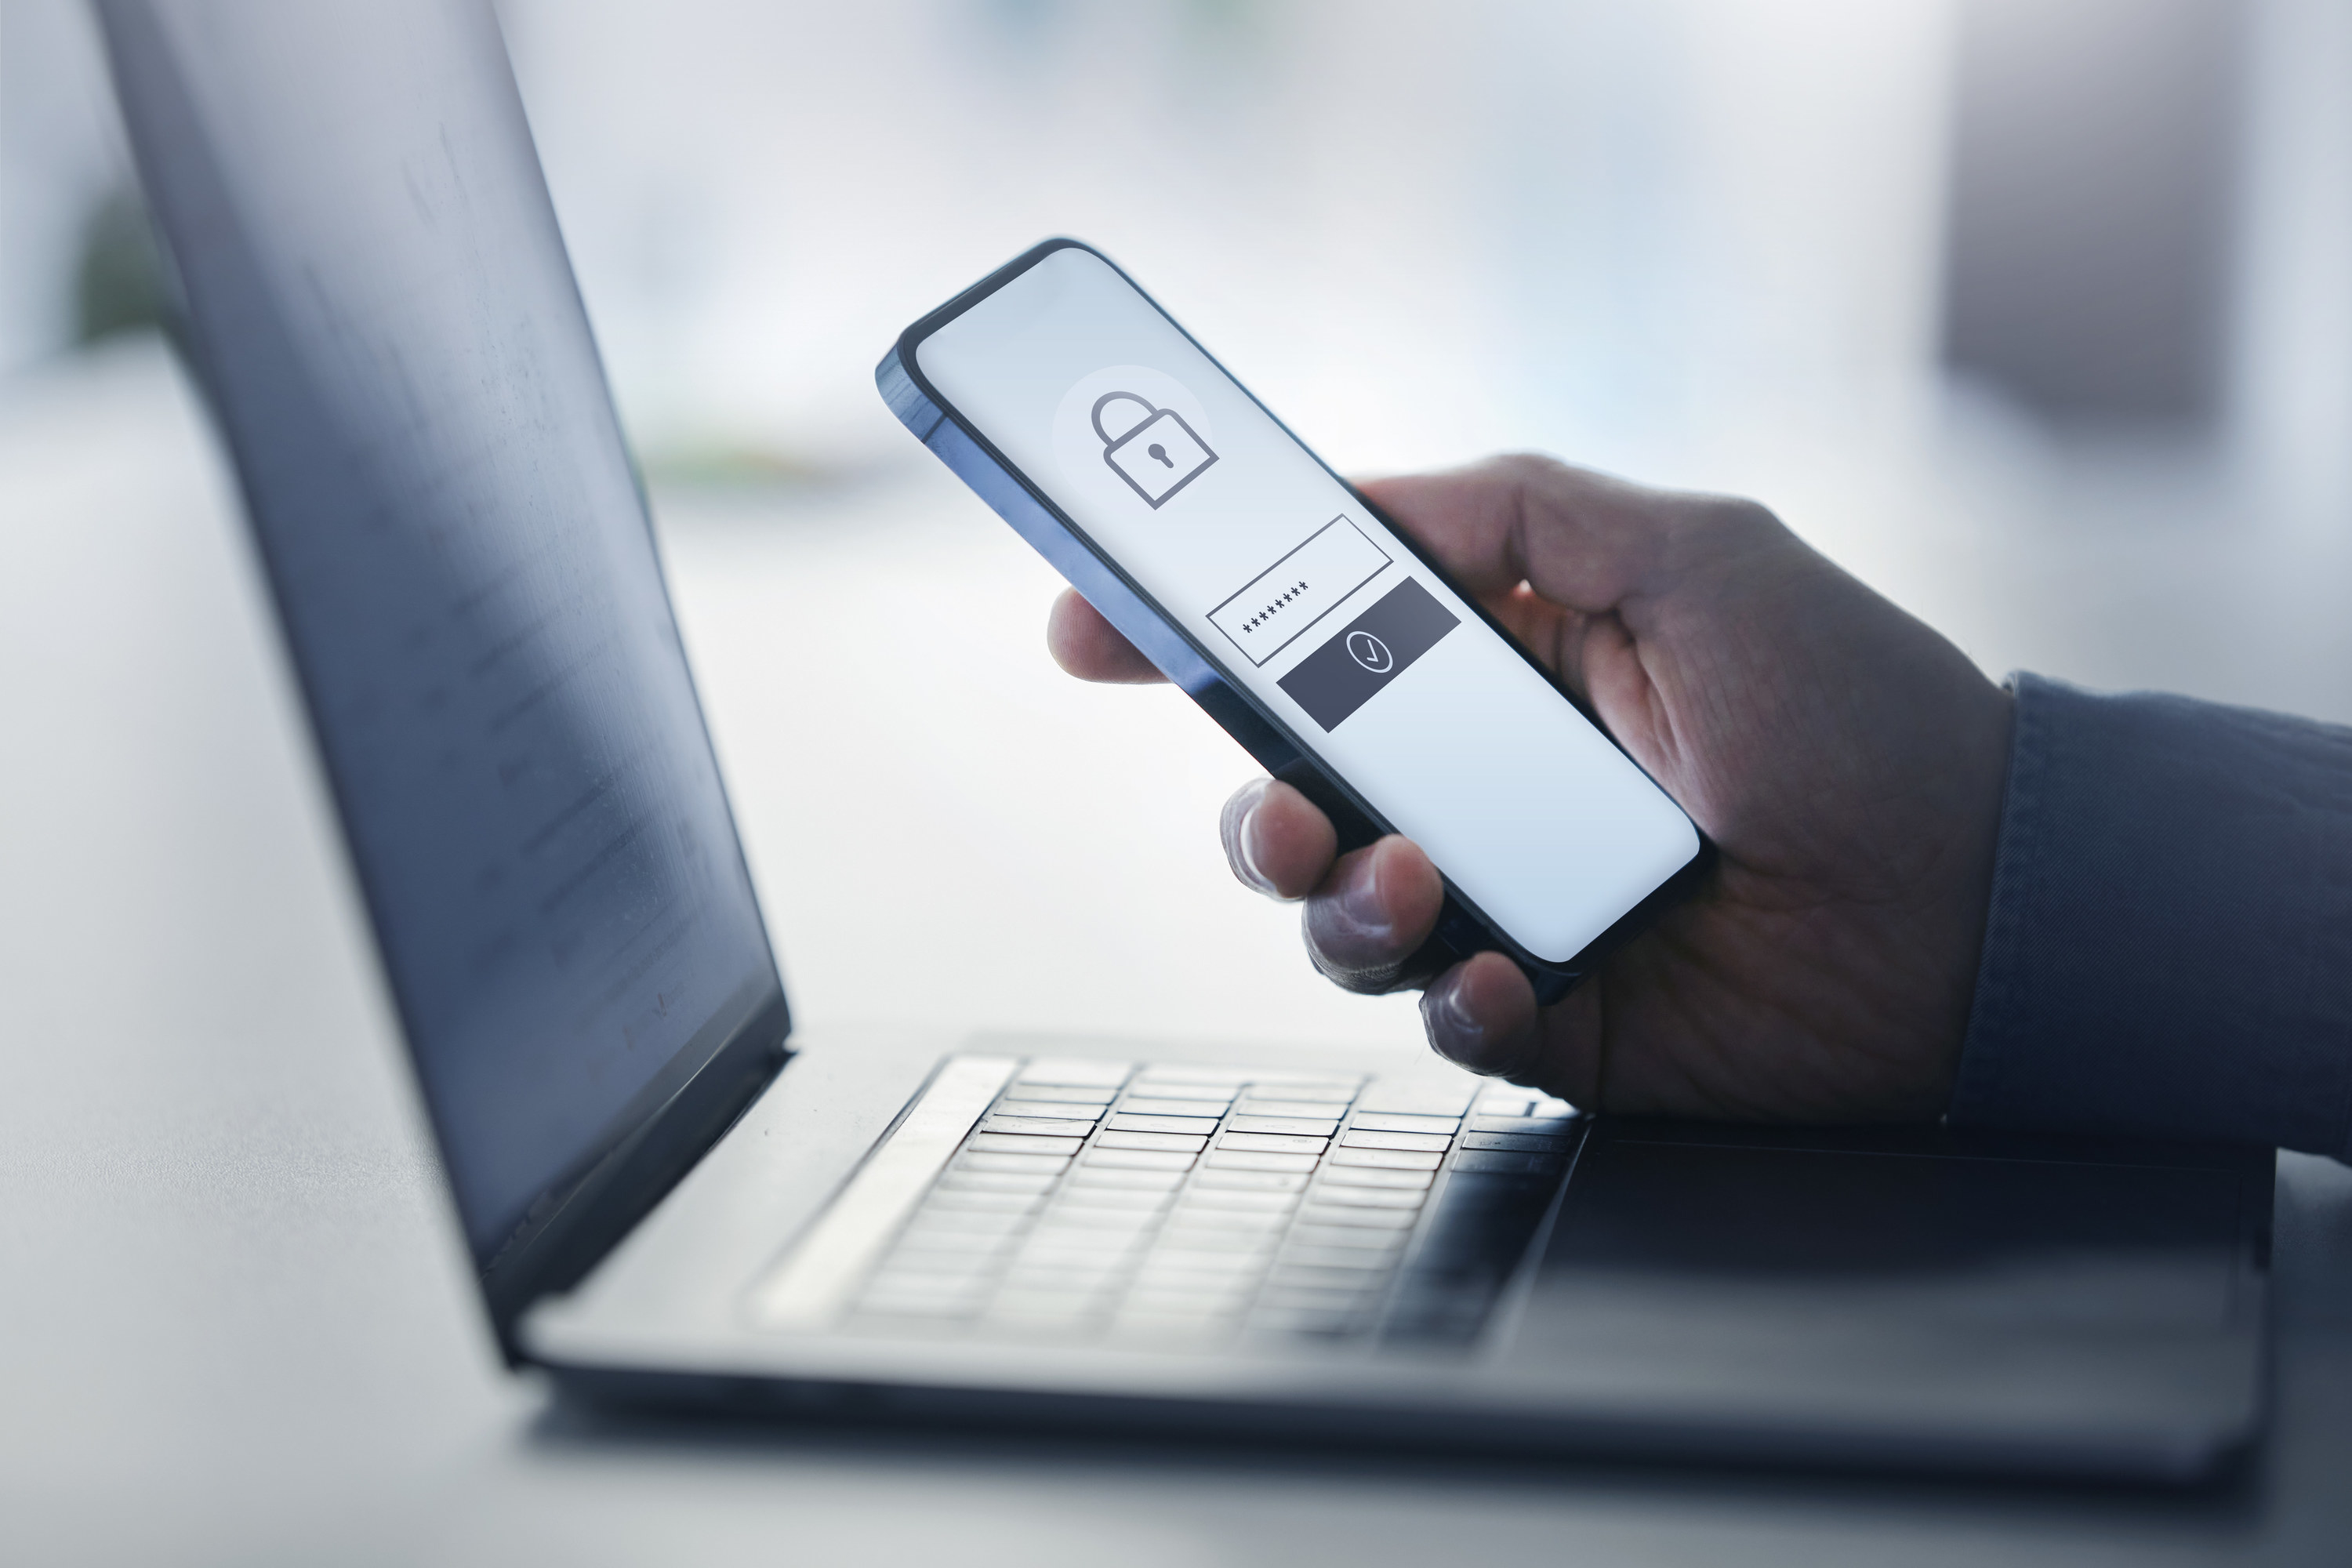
3 342 2347 1566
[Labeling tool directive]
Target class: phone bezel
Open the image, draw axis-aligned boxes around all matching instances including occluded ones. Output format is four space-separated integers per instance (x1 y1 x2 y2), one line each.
894 237 1715 983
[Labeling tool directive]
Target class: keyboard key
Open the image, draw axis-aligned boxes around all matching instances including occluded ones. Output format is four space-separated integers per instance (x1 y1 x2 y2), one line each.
1001 1248 1127 1278
988 1290 1109 1323
1022 1234 1152 1264
1261 1286 1374 1314
1018 1058 1133 1087
1318 1164 1433 1191
1095 1130 1210 1153
1085 1147 1196 1172
1298 1203 1420 1230
1468 1116 1579 1135
1352 1085 1476 1116
904 1207 1029 1234
1339 1130 1450 1153
1252 1305 1365 1336
1452 1149 1570 1176
1132 1280 1262 1309
1192 1167 1309 1192
1309 1185 1425 1210
1030 1207 1160 1235
1002 1262 1128 1292
872 1253 1000 1283
920 1188 1045 1213
1288 1223 1409 1252
967 1132 1085 1156
1151 1227 1277 1254
992 1100 1107 1122
1219 1131 1328 1155
1179 1187 1299 1213
1032 1237 1156 1268
1128 1298 1255 1327
957 1152 1072 1174
1065 1164 1188 1191
1163 1204 1290 1232
1139 1238 1267 1265
1132 1289 1259 1316
1014 1243 1144 1273
1138 1247 1269 1275
1118 1293 1245 1317
1226 1114 1341 1136
1329 1146 1443 1171
1472 1091 1537 1116
863 1266 994 1296
1243 1072 1363 1092
1283 1242 1403 1270
1140 1280 1265 1313
1120 1290 1251 1319
1106 1113 1222 1135
1459 1131 1573 1153
1206 1150 1319 1174
1270 1261 1388 1292
1116 1097 1230 1118
937 1168 1062 1193
1131 1067 1250 1088
888 1243 1014 1274
1054 1184 1169 1210
1233 1098 1352 1120
859 1290 985 1319
1347 1112 1462 1136
1123 1294 1254 1323
982 1115 1100 1136
1004 1083 1119 1105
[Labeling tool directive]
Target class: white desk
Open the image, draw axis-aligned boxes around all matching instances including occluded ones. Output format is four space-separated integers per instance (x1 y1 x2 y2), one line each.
3 340 2347 1564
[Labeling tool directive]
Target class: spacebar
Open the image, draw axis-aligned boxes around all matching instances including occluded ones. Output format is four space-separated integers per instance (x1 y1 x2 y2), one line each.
746 1054 1018 1330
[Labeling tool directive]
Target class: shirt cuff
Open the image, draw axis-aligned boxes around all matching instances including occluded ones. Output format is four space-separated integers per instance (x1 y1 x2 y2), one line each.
1951 673 2352 1160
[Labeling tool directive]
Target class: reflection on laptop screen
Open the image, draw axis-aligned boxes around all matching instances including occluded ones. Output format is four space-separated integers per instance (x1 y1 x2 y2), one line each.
100 0 782 1261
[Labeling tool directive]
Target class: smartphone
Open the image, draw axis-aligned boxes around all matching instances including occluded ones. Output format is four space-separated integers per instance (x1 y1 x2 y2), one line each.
880 239 1710 1001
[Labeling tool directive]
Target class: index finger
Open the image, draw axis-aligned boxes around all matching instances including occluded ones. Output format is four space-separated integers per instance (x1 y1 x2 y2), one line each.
1356 454 1688 615
1046 588 1167 684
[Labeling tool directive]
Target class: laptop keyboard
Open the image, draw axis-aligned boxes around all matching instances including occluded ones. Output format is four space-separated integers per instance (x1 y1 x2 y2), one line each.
749 1055 1581 1349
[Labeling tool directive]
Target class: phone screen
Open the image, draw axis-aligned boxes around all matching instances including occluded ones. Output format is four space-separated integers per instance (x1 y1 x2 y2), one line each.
914 245 1698 966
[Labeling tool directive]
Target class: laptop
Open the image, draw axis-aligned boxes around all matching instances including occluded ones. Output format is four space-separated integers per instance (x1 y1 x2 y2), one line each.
99 0 2273 1482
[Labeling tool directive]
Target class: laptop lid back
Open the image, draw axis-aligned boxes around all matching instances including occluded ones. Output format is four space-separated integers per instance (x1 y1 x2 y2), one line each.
96 0 788 1335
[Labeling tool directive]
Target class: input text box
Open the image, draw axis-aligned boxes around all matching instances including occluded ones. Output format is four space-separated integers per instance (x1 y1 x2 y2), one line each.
1207 517 1391 666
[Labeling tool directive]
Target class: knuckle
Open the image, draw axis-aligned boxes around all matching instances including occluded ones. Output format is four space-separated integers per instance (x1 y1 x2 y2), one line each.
1687 494 1782 539
1487 450 1570 490
1664 494 1786 568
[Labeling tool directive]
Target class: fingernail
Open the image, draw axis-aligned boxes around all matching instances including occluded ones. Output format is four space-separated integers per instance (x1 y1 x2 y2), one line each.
1421 968 1501 1073
1223 781 1277 895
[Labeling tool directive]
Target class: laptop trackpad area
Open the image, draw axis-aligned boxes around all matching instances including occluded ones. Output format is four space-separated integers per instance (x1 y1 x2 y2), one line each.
1500 1125 2265 1443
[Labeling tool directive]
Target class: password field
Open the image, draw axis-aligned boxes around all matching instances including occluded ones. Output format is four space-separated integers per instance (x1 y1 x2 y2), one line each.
1207 517 1391 666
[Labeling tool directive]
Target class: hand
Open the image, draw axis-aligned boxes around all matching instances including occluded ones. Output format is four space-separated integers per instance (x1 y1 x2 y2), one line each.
1046 455 2013 1121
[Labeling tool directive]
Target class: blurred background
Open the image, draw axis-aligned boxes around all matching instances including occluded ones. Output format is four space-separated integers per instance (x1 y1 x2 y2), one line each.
10 11 2352 1558
3 0 2350 1049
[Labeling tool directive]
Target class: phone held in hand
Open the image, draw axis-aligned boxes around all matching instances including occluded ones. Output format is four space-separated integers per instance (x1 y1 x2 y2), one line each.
879 239 1711 1001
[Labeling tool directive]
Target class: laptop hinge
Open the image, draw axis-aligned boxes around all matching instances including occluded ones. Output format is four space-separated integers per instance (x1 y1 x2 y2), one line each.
478 989 792 1363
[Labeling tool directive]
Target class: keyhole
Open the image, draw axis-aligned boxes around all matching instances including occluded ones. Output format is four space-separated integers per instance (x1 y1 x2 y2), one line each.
1148 443 1173 467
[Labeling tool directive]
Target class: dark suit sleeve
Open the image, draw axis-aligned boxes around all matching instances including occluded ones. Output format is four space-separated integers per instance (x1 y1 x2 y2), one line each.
1950 673 2352 1160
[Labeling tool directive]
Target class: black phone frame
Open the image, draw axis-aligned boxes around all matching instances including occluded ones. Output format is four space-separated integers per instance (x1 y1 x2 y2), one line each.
887 238 1716 1004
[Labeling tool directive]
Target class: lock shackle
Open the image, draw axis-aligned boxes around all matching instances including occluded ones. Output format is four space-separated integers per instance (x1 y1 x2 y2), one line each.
1091 391 1160 447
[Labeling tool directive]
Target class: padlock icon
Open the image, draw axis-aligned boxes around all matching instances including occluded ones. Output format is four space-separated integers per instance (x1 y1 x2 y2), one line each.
1092 390 1218 509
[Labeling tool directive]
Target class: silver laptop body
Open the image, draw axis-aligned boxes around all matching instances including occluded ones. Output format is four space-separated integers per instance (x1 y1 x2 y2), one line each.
100 0 2272 1483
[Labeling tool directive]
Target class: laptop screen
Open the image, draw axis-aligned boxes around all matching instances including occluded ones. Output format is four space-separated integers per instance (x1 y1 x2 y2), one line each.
99 0 785 1263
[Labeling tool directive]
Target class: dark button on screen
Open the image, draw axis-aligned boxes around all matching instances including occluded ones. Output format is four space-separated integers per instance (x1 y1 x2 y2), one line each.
1277 578 1459 732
